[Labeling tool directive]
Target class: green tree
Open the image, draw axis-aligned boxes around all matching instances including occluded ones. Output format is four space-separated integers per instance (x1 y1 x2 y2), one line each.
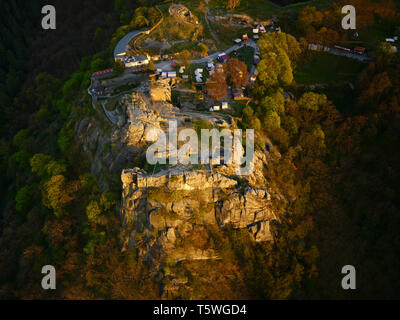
44 175 74 217
30 153 53 177
86 200 102 224
15 185 35 214
263 111 281 130
298 92 327 111
90 57 106 72
113 60 125 75
258 32 302 64
257 49 293 89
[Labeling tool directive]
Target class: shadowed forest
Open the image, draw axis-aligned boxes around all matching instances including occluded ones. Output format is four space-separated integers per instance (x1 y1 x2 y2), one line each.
0 0 399 299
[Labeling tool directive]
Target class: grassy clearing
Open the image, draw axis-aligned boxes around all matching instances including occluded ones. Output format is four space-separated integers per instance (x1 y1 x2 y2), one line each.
164 41 208 58
229 45 255 72
209 19 252 48
151 15 198 42
209 0 333 19
294 52 365 85
355 20 398 49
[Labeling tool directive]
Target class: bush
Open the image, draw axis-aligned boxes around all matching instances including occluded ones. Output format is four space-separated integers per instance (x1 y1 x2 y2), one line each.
148 187 184 204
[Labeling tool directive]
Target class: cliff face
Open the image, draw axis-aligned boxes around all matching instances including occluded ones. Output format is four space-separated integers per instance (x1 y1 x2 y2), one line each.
120 157 276 296
78 77 277 297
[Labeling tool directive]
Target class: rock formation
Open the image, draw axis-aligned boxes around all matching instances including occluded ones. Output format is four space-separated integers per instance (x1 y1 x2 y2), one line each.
80 76 277 297
120 160 276 295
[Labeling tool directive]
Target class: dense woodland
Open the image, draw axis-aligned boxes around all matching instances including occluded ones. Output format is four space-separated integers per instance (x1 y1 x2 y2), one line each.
0 0 399 299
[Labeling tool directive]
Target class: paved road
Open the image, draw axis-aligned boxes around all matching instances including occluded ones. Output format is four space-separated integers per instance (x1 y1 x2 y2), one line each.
155 39 259 71
114 30 143 59
330 48 371 62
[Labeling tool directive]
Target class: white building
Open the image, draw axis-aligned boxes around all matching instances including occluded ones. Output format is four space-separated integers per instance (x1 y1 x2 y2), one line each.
168 72 177 78
210 105 220 112
123 55 150 68
195 68 203 75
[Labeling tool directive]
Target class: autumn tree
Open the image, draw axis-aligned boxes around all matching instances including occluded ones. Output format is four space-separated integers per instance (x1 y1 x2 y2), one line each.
296 6 324 32
175 49 193 68
226 0 240 10
206 70 228 101
224 57 249 88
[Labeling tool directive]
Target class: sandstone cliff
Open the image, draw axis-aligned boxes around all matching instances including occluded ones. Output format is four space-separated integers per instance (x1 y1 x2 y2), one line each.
79 77 277 297
120 160 276 296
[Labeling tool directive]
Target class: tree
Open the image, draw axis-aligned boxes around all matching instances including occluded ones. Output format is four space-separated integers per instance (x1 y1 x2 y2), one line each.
30 153 52 177
130 7 150 29
298 92 328 111
90 57 106 72
225 57 249 88
258 89 285 115
13 129 30 148
44 175 74 216
15 185 35 214
376 42 396 61
257 49 293 89
86 200 102 224
226 0 241 10
263 111 281 130
296 6 324 32
358 72 392 107
113 60 125 75
207 71 228 101
258 32 302 64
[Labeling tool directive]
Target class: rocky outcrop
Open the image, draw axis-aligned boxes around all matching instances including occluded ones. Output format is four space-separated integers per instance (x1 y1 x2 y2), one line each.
121 165 276 279
81 73 278 298
150 78 171 102
169 4 198 25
